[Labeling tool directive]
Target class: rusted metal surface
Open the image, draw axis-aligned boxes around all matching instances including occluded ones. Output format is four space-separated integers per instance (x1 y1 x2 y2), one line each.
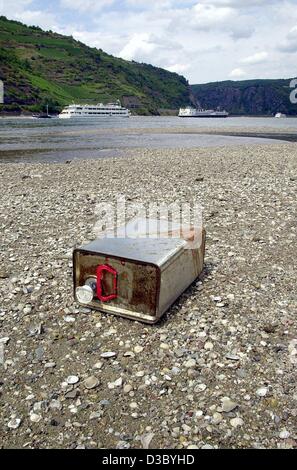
73 218 206 324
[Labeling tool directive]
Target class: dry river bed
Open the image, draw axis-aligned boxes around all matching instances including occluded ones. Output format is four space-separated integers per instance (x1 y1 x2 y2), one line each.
0 142 296 449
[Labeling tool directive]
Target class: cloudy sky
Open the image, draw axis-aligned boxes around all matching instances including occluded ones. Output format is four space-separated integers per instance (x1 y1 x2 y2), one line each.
0 0 296 83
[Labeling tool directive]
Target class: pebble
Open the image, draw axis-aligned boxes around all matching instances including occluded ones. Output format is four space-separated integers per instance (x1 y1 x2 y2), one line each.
67 375 79 385
108 377 123 389
134 346 144 353
124 384 133 394
64 316 76 323
140 432 154 449
30 413 42 423
84 376 100 389
124 351 135 357
0 337 10 345
204 342 214 350
8 418 21 429
89 411 101 420
175 349 185 358
222 398 238 413
100 352 117 358
256 387 268 397
184 358 196 368
44 362 56 369
136 371 145 377
212 412 223 424
49 400 62 410
23 305 32 315
93 361 103 369
65 390 79 399
35 346 44 361
230 417 244 428
279 430 290 439
226 353 240 361
0 270 10 279
195 383 207 392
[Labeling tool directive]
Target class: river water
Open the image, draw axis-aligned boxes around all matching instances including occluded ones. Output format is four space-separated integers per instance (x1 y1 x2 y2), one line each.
0 116 296 163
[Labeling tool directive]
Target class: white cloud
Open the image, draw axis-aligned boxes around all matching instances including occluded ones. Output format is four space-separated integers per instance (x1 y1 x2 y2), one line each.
119 33 157 61
60 0 114 12
198 0 278 7
240 51 269 64
0 0 296 83
0 0 58 30
229 68 246 78
190 3 236 30
167 63 190 74
0 0 33 17
278 24 297 53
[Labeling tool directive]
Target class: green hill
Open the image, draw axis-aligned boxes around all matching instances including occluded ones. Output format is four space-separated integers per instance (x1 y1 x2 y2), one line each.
190 79 297 116
0 16 189 115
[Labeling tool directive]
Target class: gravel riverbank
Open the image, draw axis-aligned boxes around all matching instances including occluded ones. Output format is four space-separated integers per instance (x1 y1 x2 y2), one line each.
0 143 297 449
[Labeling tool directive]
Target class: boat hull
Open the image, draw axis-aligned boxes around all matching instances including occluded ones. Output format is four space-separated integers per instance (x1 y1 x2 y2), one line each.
58 114 130 119
179 115 228 118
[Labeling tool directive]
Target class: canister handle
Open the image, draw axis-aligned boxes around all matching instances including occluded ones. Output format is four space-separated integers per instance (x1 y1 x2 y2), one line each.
96 265 118 302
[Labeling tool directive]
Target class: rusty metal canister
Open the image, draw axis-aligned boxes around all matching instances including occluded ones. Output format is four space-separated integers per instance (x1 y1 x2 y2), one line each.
73 218 205 324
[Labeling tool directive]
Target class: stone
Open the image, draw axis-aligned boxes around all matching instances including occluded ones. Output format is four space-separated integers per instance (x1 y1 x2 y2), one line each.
226 353 240 361
65 390 79 399
212 412 223 424
89 411 101 420
256 387 268 397
35 346 44 361
44 362 56 369
279 430 290 439
140 433 154 449
175 349 185 358
222 398 238 413
23 305 32 315
64 315 76 323
100 352 117 358
8 418 21 429
134 346 144 353
114 377 123 387
30 413 42 423
184 358 196 368
84 376 100 390
230 417 244 428
93 361 103 369
67 375 79 385
124 351 135 357
124 384 133 394
108 377 123 389
195 383 207 392
49 400 62 411
0 337 10 345
0 271 10 279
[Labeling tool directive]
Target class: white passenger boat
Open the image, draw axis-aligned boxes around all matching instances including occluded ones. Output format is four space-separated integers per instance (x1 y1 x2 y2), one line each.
59 101 130 119
275 112 286 118
179 106 229 118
